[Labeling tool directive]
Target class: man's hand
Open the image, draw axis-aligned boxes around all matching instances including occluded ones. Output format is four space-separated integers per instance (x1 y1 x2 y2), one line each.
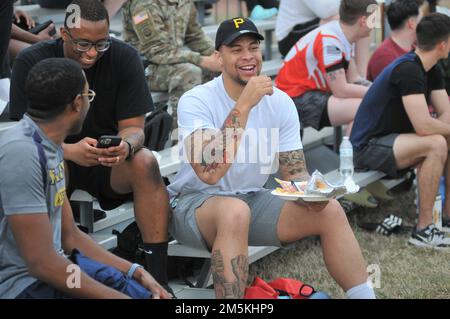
200 54 222 73
236 75 273 110
97 141 129 167
36 23 55 41
295 198 329 212
14 10 35 29
134 268 173 299
65 137 102 167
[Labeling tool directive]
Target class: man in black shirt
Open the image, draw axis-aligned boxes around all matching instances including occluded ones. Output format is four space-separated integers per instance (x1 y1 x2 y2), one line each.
9 0 173 294
350 13 450 249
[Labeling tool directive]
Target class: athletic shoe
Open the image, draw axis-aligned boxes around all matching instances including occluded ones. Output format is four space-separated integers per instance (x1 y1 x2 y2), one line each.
443 217 450 233
249 5 278 20
408 224 450 249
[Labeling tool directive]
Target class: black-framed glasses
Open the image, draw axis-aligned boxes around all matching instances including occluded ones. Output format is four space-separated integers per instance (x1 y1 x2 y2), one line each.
65 29 111 53
81 89 96 102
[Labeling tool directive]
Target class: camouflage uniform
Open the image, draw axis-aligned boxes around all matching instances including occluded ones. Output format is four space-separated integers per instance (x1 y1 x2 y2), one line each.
122 0 215 129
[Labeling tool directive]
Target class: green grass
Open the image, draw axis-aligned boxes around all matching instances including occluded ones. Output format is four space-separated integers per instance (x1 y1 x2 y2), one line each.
248 187 450 299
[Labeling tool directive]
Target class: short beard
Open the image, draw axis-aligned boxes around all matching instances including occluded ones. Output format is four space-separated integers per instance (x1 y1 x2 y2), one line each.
235 76 248 86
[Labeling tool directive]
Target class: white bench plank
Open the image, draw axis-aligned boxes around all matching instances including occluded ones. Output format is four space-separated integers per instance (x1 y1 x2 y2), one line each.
0 121 17 132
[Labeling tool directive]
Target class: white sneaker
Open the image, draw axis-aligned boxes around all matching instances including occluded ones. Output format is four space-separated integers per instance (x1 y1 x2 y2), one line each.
408 224 450 250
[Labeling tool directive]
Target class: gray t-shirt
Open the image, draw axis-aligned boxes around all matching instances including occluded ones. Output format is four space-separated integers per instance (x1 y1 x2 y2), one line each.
0 115 65 298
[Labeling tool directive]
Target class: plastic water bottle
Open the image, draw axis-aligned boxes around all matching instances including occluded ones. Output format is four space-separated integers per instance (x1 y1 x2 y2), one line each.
339 136 354 180
433 192 443 230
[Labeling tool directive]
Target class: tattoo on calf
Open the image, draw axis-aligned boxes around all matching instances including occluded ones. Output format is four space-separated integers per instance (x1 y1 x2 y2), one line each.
211 250 249 299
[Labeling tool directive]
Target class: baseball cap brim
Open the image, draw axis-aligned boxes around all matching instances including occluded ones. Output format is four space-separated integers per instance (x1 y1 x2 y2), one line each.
217 30 264 50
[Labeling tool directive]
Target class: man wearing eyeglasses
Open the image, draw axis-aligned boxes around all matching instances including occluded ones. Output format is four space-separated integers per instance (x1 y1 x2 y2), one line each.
9 0 174 295
0 58 171 299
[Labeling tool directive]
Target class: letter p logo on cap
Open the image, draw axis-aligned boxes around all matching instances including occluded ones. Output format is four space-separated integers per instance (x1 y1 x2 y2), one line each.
233 18 245 29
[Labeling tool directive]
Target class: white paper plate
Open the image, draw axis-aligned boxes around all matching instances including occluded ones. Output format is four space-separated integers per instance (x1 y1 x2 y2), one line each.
271 190 330 202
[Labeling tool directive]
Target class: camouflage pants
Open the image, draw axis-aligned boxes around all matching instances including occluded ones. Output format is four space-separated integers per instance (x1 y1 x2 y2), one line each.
147 63 215 130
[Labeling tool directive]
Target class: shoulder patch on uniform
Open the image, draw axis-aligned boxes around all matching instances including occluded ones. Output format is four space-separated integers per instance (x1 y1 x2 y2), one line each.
133 10 149 25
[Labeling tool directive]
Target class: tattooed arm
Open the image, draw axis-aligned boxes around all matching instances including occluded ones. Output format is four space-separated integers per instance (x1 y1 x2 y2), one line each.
278 149 310 182
186 76 274 185
325 67 368 99
186 104 251 185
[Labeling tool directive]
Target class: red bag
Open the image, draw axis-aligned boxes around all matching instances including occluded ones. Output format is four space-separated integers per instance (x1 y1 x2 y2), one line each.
244 276 315 299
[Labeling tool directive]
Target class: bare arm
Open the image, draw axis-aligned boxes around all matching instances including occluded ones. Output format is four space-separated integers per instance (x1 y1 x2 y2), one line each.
11 24 39 43
346 58 364 83
403 93 450 136
97 115 146 166
8 210 128 299
61 198 131 276
278 149 310 182
63 116 146 167
61 196 170 298
187 106 250 185
186 76 273 185
325 68 368 99
431 89 450 125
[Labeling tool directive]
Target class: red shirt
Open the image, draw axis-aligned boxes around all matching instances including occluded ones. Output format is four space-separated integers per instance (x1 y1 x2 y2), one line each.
275 21 353 98
367 37 411 81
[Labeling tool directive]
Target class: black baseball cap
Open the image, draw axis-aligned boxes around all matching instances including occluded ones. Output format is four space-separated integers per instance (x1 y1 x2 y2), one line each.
215 17 264 50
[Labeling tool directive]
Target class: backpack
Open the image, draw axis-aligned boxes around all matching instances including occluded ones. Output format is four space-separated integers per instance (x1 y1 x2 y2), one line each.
144 105 173 151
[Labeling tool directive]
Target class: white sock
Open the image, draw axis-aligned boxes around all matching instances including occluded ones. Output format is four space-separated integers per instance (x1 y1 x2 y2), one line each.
0 78 10 103
345 282 376 299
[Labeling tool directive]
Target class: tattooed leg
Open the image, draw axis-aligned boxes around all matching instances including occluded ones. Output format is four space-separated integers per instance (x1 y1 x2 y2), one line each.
211 250 249 299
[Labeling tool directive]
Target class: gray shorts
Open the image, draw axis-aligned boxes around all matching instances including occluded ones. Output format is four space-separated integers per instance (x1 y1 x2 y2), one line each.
169 189 286 251
292 91 331 130
354 134 408 178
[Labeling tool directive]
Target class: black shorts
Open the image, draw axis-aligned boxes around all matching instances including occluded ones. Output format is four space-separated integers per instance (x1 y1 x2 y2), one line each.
66 161 132 210
354 134 409 178
292 91 331 130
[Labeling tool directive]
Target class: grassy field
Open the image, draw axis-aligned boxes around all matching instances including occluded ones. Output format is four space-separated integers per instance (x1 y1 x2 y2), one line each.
249 186 450 299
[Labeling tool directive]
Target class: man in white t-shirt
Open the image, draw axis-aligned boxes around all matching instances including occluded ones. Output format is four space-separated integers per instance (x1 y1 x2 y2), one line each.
167 17 375 299
276 0 341 57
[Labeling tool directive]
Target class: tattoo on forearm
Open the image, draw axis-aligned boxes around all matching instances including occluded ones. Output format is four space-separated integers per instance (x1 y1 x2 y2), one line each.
211 250 248 299
279 149 309 180
326 68 345 82
188 108 244 174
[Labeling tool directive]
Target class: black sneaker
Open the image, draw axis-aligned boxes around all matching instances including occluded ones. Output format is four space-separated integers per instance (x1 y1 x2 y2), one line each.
408 224 450 249
443 218 450 233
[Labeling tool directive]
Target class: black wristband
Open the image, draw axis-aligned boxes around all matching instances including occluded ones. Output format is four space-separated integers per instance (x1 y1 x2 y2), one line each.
125 140 135 161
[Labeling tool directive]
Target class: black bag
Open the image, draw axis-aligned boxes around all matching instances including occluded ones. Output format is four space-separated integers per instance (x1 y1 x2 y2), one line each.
112 222 145 264
112 222 203 284
144 105 173 151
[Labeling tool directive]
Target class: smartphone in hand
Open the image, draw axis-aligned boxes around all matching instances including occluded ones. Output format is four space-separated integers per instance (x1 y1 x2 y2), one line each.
28 20 56 36
97 135 122 148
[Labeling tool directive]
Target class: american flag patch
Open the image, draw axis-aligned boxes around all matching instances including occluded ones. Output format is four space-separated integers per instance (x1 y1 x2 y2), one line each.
133 11 149 25
326 45 341 55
